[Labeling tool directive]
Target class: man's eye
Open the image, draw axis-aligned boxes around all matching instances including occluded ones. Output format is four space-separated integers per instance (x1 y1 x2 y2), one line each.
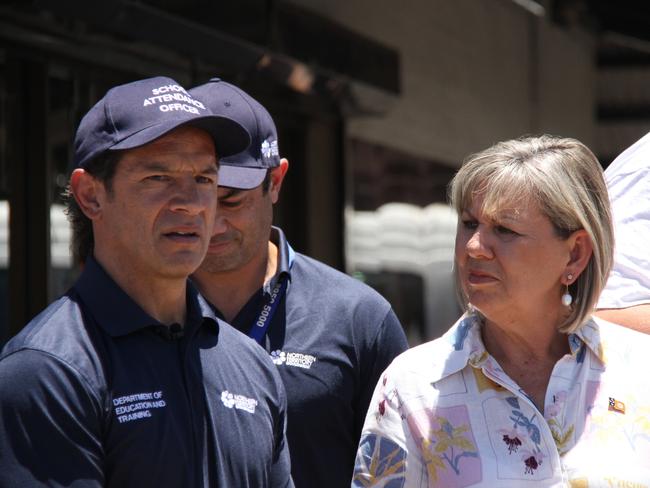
219 200 241 208
196 175 216 184
146 175 169 182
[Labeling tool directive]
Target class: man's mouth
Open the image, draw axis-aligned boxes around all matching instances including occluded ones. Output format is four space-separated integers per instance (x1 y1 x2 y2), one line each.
164 230 200 242
207 237 231 250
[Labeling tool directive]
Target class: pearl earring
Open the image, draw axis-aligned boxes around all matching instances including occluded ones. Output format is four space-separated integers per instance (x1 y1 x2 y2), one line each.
562 274 573 307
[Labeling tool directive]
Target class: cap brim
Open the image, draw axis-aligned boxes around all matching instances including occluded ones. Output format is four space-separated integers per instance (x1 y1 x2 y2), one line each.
218 164 268 190
111 115 250 158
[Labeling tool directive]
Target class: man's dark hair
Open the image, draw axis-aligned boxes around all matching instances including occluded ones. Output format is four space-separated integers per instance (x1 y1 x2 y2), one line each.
63 151 122 265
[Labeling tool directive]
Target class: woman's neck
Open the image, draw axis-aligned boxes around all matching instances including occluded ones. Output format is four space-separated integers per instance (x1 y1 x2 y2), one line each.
481 316 570 413
482 318 569 364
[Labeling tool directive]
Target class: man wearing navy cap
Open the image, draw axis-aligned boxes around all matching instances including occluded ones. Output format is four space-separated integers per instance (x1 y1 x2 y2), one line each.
0 76 293 487
190 78 409 488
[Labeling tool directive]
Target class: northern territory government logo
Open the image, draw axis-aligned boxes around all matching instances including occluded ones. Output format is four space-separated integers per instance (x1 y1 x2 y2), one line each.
220 390 258 413
270 350 317 369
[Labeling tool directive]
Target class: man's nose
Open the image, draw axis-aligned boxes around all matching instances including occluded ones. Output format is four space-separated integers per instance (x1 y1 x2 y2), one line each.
212 212 228 235
169 178 210 215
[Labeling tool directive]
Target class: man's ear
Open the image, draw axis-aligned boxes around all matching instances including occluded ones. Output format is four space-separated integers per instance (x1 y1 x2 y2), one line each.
69 168 105 220
269 158 289 204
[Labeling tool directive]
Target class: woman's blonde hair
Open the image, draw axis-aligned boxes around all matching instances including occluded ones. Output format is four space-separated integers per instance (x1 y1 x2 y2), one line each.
449 135 613 333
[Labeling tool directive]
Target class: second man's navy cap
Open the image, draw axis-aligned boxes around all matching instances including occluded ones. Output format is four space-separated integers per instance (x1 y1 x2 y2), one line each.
190 78 280 190
73 76 251 169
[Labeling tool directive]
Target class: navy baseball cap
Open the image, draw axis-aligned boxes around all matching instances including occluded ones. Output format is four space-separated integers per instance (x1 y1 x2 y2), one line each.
73 76 251 169
189 78 280 190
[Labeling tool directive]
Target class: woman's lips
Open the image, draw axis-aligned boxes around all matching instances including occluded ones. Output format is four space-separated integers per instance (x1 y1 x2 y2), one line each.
467 270 498 285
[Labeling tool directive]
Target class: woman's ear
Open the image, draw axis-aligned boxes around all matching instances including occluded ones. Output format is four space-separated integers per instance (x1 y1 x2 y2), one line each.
564 229 593 282
69 168 104 220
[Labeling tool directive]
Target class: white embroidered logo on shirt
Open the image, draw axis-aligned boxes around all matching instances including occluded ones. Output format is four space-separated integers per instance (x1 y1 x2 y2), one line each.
270 350 316 369
220 390 258 413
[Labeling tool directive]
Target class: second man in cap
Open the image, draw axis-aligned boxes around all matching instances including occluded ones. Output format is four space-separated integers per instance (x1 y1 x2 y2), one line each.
190 78 409 488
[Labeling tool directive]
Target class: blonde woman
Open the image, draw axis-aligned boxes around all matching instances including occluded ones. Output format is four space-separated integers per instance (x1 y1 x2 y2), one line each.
353 135 650 487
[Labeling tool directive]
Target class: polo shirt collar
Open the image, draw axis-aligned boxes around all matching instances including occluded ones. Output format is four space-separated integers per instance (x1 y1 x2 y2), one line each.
74 256 216 337
266 226 294 293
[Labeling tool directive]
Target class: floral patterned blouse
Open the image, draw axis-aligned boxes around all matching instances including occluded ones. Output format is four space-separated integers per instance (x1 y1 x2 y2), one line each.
352 314 650 487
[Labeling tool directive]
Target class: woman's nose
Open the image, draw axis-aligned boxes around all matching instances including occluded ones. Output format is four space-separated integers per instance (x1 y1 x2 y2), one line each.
465 228 493 260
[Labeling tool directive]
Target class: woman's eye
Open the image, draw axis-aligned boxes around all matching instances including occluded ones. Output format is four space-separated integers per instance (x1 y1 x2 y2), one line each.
461 220 478 230
496 225 517 236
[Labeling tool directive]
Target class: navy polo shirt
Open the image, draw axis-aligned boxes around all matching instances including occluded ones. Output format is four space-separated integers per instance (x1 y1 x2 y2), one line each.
213 227 409 488
0 256 292 488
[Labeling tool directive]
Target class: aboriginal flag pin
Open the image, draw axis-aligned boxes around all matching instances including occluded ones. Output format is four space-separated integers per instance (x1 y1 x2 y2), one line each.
608 397 626 414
